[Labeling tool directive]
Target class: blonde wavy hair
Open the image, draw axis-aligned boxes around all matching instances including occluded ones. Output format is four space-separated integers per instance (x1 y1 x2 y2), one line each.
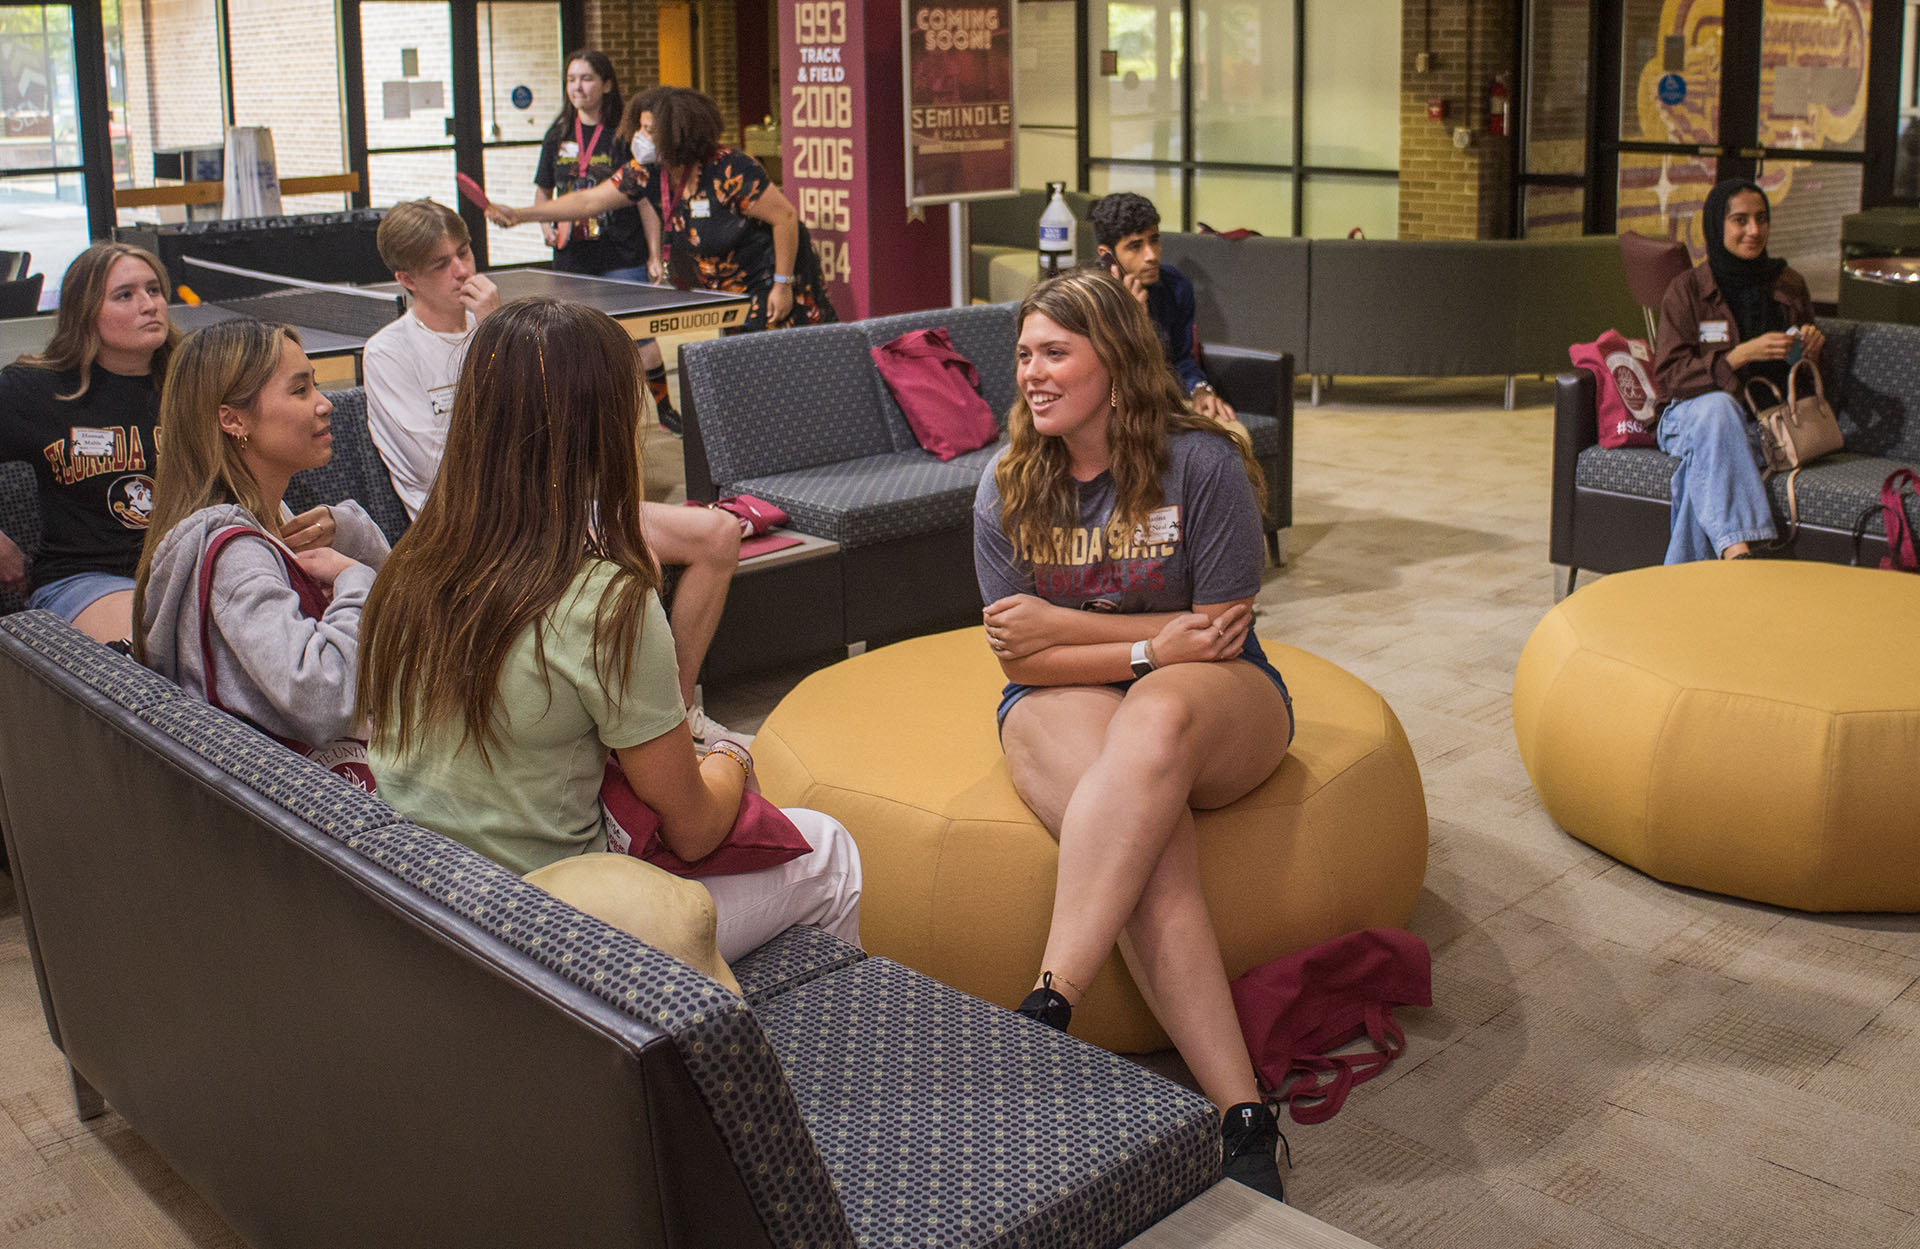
995 267 1264 563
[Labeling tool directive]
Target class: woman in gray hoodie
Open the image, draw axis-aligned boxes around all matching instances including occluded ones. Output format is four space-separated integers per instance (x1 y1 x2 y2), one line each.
134 320 390 748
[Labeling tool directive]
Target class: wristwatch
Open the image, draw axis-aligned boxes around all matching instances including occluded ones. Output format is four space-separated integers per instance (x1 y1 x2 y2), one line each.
1129 639 1156 679
1190 381 1215 398
772 273 795 285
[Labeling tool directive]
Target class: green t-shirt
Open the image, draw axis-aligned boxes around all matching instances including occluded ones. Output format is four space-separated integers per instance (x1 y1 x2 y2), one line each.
371 561 685 875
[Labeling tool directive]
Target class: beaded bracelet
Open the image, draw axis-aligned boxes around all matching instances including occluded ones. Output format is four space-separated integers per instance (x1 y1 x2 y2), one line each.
705 739 753 779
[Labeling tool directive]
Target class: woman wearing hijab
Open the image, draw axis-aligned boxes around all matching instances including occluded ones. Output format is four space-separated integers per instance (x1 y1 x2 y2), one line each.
1650 179 1825 562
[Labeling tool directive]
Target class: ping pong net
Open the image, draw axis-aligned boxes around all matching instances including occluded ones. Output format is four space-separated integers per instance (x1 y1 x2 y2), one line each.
181 257 406 340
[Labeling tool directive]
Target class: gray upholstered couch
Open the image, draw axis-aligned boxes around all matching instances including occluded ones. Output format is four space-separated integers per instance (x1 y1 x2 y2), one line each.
678 301 1294 661
0 607 1223 1248
1160 232 1644 407
1552 317 1920 585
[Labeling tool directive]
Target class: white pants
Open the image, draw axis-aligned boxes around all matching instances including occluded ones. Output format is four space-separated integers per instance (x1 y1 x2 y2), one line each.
702 808 863 962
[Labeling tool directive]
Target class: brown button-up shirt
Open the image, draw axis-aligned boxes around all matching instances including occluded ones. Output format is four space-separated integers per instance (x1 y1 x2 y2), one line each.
1652 261 1817 417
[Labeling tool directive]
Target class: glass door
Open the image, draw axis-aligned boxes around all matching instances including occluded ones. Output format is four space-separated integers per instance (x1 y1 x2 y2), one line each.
1594 0 1873 300
347 0 576 267
1 3 91 308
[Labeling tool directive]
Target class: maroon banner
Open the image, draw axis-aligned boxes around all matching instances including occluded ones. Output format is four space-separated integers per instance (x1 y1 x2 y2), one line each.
780 0 863 321
902 0 1016 206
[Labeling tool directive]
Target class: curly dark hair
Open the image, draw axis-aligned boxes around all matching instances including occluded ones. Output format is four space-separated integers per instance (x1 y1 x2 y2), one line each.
651 87 726 171
1088 192 1161 249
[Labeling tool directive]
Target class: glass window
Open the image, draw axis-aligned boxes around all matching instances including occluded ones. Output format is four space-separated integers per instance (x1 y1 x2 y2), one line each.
1089 161 1180 226
1522 184 1585 239
1616 150 1717 258
1302 173 1395 239
479 2 560 146
105 0 225 203
1088 0 1182 162
368 147 456 209
1193 0 1291 165
1526 0 1589 175
230 0 348 215
0 5 82 170
1192 167 1290 237
1758 0 1868 155
1302 0 1396 169
1016 0 1077 187
0 170 88 311
1760 158 1860 304
482 143 547 264
1620 0 1720 146
363 2 454 152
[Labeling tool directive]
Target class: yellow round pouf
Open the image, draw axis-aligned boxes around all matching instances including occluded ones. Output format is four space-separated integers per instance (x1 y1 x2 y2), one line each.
753 627 1429 1053
1514 562 1920 912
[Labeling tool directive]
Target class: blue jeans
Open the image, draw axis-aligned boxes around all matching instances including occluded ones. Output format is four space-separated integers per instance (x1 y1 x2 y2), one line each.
1655 391 1775 563
26 571 135 622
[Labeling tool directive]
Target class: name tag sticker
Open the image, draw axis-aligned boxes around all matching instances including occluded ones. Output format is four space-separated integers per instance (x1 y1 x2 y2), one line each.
1142 505 1181 544
70 427 116 457
558 141 579 160
1699 320 1730 344
429 384 456 420
690 197 712 219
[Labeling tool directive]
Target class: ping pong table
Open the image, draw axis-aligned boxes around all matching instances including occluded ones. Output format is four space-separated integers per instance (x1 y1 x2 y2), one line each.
0 267 752 385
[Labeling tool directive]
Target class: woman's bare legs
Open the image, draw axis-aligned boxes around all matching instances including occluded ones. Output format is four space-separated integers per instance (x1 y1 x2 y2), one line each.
1001 661 1291 1111
71 590 133 645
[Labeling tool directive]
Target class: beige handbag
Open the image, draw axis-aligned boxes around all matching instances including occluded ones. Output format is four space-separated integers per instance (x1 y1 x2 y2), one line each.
1743 357 1844 475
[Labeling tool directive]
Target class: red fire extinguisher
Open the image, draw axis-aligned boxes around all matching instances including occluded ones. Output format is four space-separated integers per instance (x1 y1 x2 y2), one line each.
1488 76 1511 137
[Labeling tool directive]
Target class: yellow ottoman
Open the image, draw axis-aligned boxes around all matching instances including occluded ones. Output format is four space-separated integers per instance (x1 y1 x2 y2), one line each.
1514 562 1920 911
754 627 1429 1053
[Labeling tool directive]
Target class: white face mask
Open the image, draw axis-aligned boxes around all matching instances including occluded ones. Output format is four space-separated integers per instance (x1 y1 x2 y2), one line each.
631 133 656 165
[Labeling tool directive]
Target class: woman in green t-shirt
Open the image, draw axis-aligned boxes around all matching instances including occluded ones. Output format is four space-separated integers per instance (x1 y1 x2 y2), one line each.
357 297 860 962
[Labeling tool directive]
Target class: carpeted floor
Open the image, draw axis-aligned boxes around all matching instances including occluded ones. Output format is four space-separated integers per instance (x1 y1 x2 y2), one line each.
3 377 1916 1247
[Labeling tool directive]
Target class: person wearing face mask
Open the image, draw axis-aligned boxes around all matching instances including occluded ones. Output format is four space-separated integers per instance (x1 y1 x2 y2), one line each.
1650 179 1825 563
489 87 836 333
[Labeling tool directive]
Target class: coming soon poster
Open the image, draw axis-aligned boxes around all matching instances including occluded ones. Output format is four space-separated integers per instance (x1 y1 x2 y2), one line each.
903 0 1016 205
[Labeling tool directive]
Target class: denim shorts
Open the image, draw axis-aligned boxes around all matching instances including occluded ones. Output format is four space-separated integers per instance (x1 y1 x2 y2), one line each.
27 571 136 623
996 633 1295 744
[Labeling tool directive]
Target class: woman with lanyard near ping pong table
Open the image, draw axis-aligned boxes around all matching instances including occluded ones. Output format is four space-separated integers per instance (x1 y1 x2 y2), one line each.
532 53 681 432
489 86 837 334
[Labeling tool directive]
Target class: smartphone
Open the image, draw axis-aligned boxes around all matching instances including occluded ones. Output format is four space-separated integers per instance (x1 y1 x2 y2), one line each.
1785 325 1804 366
1098 246 1119 277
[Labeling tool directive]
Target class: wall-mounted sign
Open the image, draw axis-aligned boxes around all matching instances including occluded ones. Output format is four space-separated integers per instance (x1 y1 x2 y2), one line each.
1656 73 1686 106
901 0 1015 206
510 85 533 109
780 0 863 318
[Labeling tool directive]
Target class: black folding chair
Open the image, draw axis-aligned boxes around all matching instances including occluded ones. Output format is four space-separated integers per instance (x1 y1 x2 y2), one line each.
0 273 45 318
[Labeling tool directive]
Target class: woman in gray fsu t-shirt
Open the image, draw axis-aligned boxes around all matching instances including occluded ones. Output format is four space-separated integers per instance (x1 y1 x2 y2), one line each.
972 268 1294 1202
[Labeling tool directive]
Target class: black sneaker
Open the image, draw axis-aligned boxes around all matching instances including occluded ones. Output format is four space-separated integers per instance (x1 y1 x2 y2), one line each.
1014 972 1072 1031
656 399 684 436
1220 1102 1288 1202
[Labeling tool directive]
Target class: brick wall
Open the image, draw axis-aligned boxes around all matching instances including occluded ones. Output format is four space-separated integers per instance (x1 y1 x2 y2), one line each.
1398 0 1518 239
586 0 660 95
703 0 741 140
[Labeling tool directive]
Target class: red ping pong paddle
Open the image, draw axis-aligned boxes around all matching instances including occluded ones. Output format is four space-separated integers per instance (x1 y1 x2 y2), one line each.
456 173 492 211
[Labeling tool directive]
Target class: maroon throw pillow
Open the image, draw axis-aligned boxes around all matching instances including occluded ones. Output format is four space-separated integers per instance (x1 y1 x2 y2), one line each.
598 759 812 877
871 327 998 461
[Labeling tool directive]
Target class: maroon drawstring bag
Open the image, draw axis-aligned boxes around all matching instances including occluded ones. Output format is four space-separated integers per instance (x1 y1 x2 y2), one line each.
1229 927 1432 1125
871 327 999 461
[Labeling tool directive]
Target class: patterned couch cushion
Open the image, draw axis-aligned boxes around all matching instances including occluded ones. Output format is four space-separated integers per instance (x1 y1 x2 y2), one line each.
333 821 858 1249
1828 319 1920 463
0 462 43 616
682 325 896 482
1574 445 1676 500
755 955 1218 1249
732 924 866 1004
285 388 412 546
858 303 1020 452
729 451 990 549
1767 452 1920 533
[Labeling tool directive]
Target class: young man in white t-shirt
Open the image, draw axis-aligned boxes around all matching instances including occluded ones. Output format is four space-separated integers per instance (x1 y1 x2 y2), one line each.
363 199 742 744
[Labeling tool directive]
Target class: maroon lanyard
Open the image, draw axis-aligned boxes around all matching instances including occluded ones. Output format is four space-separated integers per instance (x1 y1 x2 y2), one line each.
573 115 603 178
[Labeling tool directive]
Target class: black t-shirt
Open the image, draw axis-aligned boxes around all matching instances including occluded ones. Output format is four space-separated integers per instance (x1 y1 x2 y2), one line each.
0 362 160 590
534 117 648 275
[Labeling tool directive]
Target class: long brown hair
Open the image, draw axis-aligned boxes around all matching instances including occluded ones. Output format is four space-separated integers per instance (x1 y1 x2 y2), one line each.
17 242 181 400
131 320 303 662
357 298 661 764
995 267 1265 563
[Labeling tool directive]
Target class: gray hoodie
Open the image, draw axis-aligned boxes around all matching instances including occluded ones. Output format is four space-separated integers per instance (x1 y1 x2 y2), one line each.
141 502 390 745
